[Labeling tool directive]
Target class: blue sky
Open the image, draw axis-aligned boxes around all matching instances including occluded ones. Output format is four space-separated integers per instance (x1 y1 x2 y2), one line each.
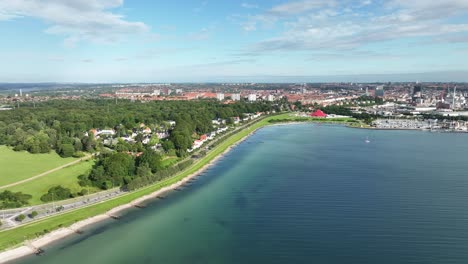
0 0 468 82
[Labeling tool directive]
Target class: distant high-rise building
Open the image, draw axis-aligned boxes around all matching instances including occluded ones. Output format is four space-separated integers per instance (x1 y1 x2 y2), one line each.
412 84 422 102
19 89 23 97
375 86 384 97
175 89 183 94
267 94 275 101
413 84 422 96
216 93 225 101
452 86 457 110
231 93 241 101
248 94 257 102
153 90 161 96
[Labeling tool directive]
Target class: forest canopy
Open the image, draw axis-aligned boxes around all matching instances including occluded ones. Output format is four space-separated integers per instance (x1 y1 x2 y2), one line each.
0 99 278 157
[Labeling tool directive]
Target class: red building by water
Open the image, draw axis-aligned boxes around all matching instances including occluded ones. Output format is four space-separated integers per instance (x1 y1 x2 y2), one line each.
310 109 327 118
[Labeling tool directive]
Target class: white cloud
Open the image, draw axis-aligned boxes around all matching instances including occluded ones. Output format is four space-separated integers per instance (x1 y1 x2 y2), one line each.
268 0 335 16
242 0 468 53
361 0 372 6
241 3 259 9
242 0 335 32
0 0 149 47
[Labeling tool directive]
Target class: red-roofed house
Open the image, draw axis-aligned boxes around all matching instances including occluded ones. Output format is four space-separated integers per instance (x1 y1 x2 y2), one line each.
310 109 327 118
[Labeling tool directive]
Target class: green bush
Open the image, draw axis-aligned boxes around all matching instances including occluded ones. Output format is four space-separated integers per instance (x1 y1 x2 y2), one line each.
73 151 86 158
0 190 32 209
40 186 72 202
16 214 26 222
59 144 75 158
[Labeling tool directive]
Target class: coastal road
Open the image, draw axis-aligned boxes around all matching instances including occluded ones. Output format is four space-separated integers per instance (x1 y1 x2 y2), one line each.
0 154 93 190
0 189 123 229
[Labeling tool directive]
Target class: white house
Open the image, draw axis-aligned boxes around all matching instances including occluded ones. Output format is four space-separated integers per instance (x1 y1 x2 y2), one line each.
216 93 225 101
231 93 241 101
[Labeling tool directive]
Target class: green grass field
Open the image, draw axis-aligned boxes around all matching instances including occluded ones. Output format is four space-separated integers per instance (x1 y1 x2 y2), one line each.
0 146 77 187
0 115 289 250
5 160 96 205
160 156 179 168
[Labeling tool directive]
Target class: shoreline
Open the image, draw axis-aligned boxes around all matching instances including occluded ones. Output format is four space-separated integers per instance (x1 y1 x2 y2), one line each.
0 124 259 264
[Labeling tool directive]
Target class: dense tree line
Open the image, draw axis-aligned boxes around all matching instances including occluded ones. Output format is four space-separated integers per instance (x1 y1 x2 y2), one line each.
77 149 193 191
0 190 32 209
321 105 378 124
126 160 194 191
0 99 279 208
0 99 278 157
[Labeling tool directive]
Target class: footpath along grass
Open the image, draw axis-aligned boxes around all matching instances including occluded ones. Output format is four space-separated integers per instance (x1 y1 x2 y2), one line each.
0 116 274 251
0 146 77 186
5 160 96 205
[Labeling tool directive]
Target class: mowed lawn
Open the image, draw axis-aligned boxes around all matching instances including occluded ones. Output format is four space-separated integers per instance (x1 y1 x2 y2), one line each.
5 160 96 205
160 156 179 168
0 145 77 186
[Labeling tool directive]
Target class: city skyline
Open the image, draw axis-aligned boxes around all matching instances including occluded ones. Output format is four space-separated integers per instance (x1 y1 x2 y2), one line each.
1 0 468 82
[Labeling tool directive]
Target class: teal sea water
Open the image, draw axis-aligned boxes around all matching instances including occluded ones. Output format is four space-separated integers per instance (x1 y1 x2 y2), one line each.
11 124 468 264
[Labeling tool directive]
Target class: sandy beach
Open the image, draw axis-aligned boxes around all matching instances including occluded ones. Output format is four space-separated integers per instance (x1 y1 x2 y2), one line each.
0 127 258 264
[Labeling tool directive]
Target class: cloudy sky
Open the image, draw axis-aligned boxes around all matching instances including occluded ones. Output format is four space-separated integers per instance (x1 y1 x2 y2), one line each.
0 0 467 82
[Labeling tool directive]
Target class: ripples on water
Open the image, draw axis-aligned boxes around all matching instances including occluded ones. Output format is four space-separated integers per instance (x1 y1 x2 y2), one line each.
13 124 468 264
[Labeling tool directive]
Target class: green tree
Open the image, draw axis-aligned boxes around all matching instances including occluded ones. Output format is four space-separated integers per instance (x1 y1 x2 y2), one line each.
161 140 175 151
30 211 38 218
0 190 32 209
149 135 159 146
73 138 83 152
40 186 72 202
137 150 162 172
60 143 75 158
16 214 26 222
136 163 153 178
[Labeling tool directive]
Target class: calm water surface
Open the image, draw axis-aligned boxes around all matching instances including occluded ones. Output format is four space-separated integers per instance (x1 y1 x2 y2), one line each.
12 124 468 264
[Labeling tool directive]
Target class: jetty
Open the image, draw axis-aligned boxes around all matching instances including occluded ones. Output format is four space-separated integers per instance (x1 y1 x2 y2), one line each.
25 241 44 256
106 213 120 220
